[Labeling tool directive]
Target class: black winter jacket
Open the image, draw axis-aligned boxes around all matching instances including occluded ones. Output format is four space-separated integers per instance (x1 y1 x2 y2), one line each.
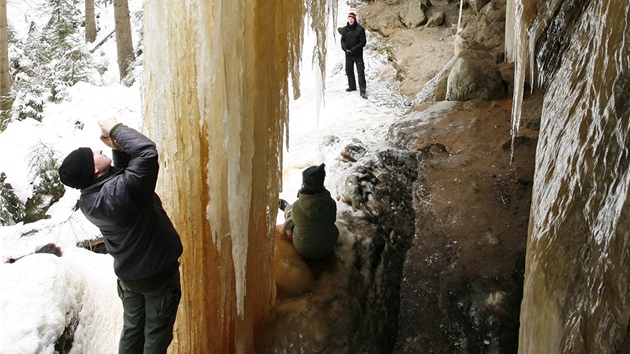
80 126 182 281
341 22 367 57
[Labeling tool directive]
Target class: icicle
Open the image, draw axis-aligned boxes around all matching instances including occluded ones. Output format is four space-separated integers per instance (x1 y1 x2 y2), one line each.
509 0 563 163
509 0 540 163
457 0 464 33
505 0 515 62
509 0 528 163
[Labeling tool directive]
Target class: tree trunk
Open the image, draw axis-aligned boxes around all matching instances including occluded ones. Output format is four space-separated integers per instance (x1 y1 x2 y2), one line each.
0 0 12 107
113 0 134 81
85 0 96 43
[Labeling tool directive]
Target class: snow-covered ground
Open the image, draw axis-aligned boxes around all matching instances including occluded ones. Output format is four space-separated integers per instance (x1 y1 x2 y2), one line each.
0 1 406 352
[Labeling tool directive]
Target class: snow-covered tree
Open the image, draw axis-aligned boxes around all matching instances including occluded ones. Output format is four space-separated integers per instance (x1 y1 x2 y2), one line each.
0 142 67 225
0 172 25 226
38 0 96 98
9 0 97 121
22 142 65 223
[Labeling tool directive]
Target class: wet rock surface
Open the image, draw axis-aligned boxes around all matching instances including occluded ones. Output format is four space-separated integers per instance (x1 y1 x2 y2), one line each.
390 96 540 353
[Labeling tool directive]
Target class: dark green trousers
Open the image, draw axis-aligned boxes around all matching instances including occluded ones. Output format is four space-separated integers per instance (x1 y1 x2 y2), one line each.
116 270 181 354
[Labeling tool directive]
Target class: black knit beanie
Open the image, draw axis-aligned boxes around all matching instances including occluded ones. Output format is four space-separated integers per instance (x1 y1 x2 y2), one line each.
58 147 95 189
302 163 326 192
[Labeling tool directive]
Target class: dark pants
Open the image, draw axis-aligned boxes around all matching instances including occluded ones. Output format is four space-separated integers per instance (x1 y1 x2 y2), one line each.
345 55 366 93
116 270 181 354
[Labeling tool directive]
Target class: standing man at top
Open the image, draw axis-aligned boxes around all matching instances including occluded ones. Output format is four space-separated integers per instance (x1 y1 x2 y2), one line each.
341 12 367 99
58 117 183 354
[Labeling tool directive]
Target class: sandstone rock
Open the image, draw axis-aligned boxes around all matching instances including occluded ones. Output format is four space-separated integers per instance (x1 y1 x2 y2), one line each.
446 49 506 101
341 142 367 162
361 2 405 37
414 35 497 103
273 226 315 297
399 0 428 29
425 11 445 27
474 5 506 53
454 34 491 54
467 0 491 12
483 6 506 23
428 142 448 156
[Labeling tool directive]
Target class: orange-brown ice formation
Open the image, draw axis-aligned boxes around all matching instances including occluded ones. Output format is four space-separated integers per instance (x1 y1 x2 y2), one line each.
140 0 336 352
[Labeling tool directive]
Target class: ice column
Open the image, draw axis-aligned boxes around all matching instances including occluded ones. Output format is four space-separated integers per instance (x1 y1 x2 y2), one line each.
139 0 333 352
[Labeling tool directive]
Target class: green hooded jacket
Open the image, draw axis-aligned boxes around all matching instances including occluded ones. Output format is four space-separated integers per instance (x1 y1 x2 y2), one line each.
291 190 339 259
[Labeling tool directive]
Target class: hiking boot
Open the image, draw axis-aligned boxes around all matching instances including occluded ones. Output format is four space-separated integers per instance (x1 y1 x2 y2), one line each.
346 88 357 92
360 92 367 99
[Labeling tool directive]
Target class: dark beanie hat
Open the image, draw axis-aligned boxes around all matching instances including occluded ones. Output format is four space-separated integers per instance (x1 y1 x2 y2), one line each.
348 12 356 19
59 147 95 189
302 163 326 192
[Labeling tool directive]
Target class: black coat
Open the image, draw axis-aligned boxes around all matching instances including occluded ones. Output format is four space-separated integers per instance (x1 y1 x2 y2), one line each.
341 21 367 57
80 126 182 281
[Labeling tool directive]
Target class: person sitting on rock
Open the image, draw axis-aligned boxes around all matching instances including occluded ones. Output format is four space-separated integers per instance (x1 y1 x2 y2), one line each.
280 163 339 259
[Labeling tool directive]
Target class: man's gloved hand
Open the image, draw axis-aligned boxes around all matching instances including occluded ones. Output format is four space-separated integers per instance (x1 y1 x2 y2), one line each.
100 135 123 151
346 49 353 55
99 117 119 137
98 117 123 151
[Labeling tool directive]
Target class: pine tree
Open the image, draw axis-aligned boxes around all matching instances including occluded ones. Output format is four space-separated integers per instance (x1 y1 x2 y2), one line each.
40 0 95 100
85 0 96 43
113 0 135 83
0 172 25 226
0 143 66 225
